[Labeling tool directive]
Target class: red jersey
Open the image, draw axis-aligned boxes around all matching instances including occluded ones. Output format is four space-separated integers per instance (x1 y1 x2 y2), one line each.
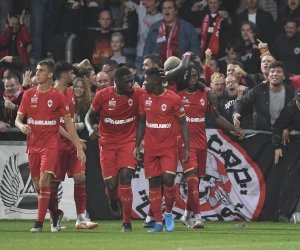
139 89 185 154
177 89 213 149
91 86 145 149
18 87 70 153
59 87 75 150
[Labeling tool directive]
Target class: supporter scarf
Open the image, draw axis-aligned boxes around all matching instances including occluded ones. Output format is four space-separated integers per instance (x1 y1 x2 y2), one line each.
200 14 221 56
3 90 22 102
157 19 179 58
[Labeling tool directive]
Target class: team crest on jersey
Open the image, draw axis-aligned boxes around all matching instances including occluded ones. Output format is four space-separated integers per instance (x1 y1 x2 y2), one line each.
161 104 167 111
109 98 116 107
47 100 53 107
145 97 152 106
200 99 205 106
128 99 133 106
182 96 189 104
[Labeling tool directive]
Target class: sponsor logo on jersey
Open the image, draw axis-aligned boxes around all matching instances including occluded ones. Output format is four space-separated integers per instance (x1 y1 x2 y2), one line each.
108 98 116 107
31 94 38 103
146 121 171 128
28 118 56 125
47 100 53 107
182 96 189 104
161 104 167 111
128 99 133 106
104 116 135 125
186 116 205 123
145 97 152 106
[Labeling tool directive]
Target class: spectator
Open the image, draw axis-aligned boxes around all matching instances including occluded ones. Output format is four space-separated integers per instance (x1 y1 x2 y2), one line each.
237 21 261 74
274 0 300 37
234 0 274 46
233 61 294 131
218 38 242 75
0 56 24 82
0 10 32 68
120 60 140 83
101 59 118 83
125 0 163 79
203 49 220 84
0 74 24 132
198 0 233 58
227 60 256 88
95 71 111 90
110 32 126 64
271 17 300 75
143 0 200 61
73 77 92 141
77 66 97 96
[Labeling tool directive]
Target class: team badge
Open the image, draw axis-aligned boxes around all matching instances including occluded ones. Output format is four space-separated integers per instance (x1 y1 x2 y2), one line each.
109 98 116 107
161 104 167 111
200 99 205 106
128 99 133 106
47 100 53 107
294 47 300 55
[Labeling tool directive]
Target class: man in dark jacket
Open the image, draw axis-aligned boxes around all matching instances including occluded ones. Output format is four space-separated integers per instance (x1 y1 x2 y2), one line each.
233 61 294 131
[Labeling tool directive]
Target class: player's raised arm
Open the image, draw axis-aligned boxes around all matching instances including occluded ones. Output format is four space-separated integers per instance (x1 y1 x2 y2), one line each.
63 115 86 166
178 115 190 163
134 114 146 161
84 107 100 140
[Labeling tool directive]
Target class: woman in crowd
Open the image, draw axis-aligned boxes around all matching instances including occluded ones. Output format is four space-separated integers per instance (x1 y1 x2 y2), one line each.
110 32 126 65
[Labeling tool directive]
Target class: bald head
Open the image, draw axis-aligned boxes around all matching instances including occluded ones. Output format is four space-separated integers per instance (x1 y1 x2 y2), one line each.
96 71 111 90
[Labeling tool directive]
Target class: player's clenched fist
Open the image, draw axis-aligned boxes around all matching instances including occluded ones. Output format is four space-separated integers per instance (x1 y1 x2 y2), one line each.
21 124 31 134
133 147 141 161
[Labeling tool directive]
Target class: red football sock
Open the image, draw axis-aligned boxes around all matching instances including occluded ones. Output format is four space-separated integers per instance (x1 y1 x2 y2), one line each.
186 174 200 215
37 186 51 223
147 185 164 217
119 184 133 223
48 186 58 219
164 184 176 213
74 184 86 215
105 187 118 200
149 187 162 223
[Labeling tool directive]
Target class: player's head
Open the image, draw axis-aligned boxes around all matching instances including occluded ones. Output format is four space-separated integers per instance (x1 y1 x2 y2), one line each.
114 67 135 95
36 60 55 84
183 64 200 92
144 67 162 93
54 61 75 86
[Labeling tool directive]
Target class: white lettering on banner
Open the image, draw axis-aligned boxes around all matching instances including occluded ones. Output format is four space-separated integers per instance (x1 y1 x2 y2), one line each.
104 116 135 125
186 116 205 123
146 121 171 128
27 118 56 125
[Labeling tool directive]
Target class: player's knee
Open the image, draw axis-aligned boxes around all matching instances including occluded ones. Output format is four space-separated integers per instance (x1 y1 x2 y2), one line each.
119 176 132 185
164 179 175 187
39 173 50 187
74 173 86 185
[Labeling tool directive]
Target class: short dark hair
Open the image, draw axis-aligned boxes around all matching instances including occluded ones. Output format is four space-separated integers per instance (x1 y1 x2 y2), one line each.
77 66 94 78
5 74 19 84
38 60 55 73
104 60 119 70
54 61 75 79
285 17 299 27
210 56 220 68
144 67 162 84
162 0 178 11
269 61 285 73
229 60 244 69
144 54 163 68
114 67 132 80
226 38 243 53
6 14 19 25
240 21 257 34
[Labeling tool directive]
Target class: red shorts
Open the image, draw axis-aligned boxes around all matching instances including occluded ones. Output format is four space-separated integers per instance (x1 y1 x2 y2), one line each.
178 145 207 177
144 147 177 179
53 145 85 181
100 145 137 180
28 149 58 179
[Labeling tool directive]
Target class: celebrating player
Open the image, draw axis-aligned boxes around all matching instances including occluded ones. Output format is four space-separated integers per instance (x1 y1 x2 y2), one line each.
15 60 86 232
134 67 190 233
178 64 244 229
85 67 144 232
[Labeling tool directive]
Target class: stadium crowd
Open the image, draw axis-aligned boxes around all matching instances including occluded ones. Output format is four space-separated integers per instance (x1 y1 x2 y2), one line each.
1 0 300 232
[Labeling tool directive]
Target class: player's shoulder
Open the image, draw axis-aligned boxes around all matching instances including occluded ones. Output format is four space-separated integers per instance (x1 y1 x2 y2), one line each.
165 89 181 101
95 86 114 98
132 87 146 96
23 87 36 96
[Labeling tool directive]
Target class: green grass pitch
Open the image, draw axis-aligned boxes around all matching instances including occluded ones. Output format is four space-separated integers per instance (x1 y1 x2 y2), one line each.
1 220 300 250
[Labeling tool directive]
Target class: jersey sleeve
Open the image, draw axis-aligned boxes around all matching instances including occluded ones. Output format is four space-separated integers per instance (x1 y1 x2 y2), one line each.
139 94 145 115
58 92 70 118
91 92 102 112
17 90 29 115
174 95 185 118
